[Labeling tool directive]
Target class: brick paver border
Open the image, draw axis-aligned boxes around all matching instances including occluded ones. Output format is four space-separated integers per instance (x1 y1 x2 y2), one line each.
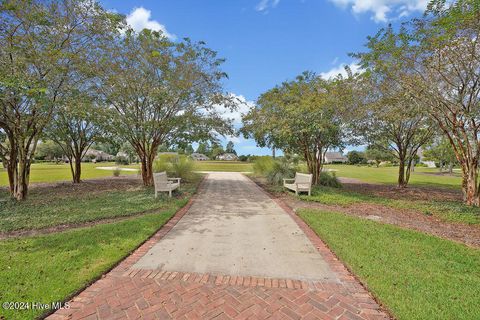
47 173 392 320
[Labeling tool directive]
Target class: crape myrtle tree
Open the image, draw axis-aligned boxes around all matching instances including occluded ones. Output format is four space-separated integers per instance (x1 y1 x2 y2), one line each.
356 0 480 204
353 73 433 187
242 71 349 185
0 0 120 200
97 29 236 186
46 91 108 183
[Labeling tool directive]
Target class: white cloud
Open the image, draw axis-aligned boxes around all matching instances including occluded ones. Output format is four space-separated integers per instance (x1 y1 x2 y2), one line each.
215 93 255 126
328 0 429 22
225 135 244 144
255 0 280 12
320 62 362 79
126 7 176 39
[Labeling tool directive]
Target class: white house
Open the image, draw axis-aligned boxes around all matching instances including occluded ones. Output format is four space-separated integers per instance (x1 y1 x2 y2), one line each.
83 149 114 162
216 153 238 161
324 152 348 164
190 153 209 161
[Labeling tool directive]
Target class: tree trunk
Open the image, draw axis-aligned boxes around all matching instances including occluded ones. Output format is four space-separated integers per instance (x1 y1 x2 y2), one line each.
397 160 407 188
12 151 31 201
72 155 82 183
462 162 479 206
140 152 155 186
448 162 453 174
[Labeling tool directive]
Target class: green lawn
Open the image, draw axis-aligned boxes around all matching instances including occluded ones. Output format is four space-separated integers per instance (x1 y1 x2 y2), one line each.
0 188 188 233
0 211 177 320
325 164 462 189
193 160 253 172
299 209 480 320
0 162 138 186
0 161 252 187
302 186 480 225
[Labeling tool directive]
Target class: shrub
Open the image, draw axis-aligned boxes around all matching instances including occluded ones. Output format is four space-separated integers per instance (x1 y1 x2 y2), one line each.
253 156 275 176
112 167 121 177
266 158 298 185
318 171 342 188
153 158 171 174
347 151 366 165
171 156 194 181
153 155 194 181
115 155 129 165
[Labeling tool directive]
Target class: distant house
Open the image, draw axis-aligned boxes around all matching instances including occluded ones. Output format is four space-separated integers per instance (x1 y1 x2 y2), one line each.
83 149 114 162
190 153 209 161
324 152 348 164
216 153 238 161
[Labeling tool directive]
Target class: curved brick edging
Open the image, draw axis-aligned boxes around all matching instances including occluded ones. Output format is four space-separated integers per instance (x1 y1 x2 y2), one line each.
246 175 393 319
48 173 391 320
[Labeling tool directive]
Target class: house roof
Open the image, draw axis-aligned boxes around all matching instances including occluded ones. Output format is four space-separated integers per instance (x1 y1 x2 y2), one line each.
325 152 347 160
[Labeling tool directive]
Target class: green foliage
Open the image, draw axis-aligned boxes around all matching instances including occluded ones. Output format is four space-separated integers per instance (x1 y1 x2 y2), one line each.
365 146 394 167
98 29 236 185
115 155 129 165
253 156 276 176
346 150 366 164
266 157 298 185
196 142 210 155
171 156 195 181
242 71 351 184
225 141 237 155
35 140 64 160
299 209 480 320
318 171 342 188
153 155 195 181
112 167 121 177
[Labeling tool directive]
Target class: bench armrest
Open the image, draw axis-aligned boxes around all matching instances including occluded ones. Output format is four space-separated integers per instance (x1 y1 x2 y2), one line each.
168 178 181 182
283 178 295 183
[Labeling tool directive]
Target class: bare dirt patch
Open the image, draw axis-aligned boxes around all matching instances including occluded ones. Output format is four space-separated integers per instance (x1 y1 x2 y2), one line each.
342 181 463 202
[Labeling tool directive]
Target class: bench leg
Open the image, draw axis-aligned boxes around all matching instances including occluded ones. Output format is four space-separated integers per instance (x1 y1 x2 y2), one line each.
308 189 311 196
295 189 298 196
155 190 158 198
169 190 172 197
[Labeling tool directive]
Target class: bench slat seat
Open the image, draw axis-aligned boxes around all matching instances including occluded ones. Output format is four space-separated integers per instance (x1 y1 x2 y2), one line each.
154 172 181 198
283 172 313 196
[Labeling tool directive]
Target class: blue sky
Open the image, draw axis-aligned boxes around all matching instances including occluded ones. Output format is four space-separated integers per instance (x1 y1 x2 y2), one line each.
99 0 428 155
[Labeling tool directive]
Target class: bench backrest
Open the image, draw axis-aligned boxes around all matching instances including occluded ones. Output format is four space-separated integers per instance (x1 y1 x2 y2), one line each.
154 172 168 188
295 172 313 185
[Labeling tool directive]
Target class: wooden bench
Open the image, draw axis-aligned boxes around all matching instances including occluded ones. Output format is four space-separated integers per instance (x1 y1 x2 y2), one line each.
154 172 181 198
283 172 313 196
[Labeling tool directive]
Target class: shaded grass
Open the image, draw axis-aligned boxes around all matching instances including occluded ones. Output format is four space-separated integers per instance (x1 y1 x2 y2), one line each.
325 164 462 189
0 176 200 233
193 161 253 172
299 209 480 320
0 162 138 186
301 186 480 225
0 211 177 320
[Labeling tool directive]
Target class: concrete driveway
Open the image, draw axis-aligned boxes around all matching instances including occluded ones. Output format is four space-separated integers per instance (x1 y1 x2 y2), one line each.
134 172 337 281
49 172 389 320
